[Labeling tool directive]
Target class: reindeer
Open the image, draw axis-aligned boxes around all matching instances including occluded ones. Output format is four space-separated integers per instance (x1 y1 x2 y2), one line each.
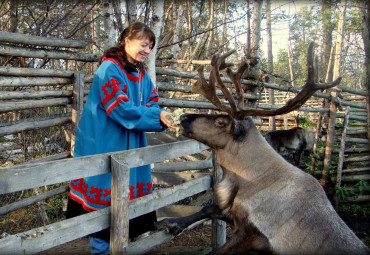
264 127 319 167
158 43 370 255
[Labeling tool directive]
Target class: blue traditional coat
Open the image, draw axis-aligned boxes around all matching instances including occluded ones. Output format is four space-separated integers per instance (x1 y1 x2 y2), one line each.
69 57 164 211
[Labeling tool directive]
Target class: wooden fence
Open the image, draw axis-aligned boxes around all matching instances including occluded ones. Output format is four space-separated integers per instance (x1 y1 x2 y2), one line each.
0 31 369 253
0 139 224 254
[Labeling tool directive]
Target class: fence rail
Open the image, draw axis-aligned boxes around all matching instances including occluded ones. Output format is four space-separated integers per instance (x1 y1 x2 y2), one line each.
0 140 215 254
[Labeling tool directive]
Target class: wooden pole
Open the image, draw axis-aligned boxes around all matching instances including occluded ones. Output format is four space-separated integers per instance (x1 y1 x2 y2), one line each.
334 108 350 209
321 92 338 189
211 151 226 250
110 155 130 255
71 71 85 157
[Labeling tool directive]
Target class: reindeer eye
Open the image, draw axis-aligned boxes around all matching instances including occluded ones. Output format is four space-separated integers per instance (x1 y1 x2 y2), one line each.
215 117 227 127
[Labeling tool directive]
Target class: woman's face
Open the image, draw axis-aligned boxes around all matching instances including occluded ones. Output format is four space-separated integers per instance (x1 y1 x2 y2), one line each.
125 37 153 64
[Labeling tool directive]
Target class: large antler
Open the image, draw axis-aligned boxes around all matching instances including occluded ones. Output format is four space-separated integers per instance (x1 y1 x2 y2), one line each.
192 42 341 119
192 50 247 117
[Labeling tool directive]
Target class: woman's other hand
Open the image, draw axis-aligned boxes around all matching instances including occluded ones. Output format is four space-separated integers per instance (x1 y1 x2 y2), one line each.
160 111 179 129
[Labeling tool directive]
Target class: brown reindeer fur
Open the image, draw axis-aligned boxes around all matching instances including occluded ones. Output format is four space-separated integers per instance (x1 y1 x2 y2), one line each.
171 114 370 255
264 127 316 166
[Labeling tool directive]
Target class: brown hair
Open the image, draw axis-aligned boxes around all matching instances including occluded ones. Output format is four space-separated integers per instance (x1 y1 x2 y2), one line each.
99 22 155 71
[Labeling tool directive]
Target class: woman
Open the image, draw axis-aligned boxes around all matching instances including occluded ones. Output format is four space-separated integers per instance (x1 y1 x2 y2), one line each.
66 22 175 254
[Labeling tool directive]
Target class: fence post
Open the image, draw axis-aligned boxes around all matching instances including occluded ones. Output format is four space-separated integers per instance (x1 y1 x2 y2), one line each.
334 107 350 209
110 155 130 255
211 151 226 250
71 71 85 157
321 90 338 188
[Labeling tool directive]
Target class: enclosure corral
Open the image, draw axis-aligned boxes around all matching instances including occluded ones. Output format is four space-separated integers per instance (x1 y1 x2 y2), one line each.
0 32 369 253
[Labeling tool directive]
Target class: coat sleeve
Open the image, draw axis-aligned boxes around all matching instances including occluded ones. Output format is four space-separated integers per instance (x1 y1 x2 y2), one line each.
98 61 165 132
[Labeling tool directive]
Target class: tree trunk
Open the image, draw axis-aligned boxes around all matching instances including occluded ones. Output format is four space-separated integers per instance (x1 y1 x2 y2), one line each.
321 0 347 189
221 0 227 50
125 0 137 26
146 0 164 85
172 1 184 63
185 0 213 70
322 0 334 81
9 0 19 33
103 1 117 50
266 0 275 131
361 0 370 154
112 0 125 31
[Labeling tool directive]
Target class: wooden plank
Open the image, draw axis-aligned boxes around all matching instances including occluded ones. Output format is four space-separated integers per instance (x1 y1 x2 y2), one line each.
0 31 87 48
152 160 212 172
157 205 203 218
0 140 208 194
0 186 69 216
153 172 210 186
0 207 111 255
129 174 212 219
0 175 211 253
127 230 172 255
110 156 130 255
114 140 209 169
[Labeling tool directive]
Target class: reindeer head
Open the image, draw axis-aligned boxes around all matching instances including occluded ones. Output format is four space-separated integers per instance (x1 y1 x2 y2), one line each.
180 42 341 149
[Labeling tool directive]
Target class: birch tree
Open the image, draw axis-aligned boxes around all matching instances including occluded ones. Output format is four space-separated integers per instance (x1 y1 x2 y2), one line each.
172 1 184 63
125 0 137 26
146 0 164 85
103 1 117 49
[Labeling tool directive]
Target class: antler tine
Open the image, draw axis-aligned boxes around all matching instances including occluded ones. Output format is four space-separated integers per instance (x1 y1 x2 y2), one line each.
192 66 233 115
235 42 341 119
211 50 238 116
226 60 248 110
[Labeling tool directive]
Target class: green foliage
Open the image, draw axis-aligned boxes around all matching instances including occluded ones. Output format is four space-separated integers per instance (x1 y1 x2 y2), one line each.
336 186 357 202
355 180 370 196
339 203 370 218
297 115 314 128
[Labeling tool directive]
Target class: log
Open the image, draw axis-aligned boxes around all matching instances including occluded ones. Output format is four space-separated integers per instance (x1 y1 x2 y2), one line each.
344 155 370 163
341 174 370 182
0 76 73 87
0 31 87 48
0 90 72 100
343 195 370 203
156 68 368 97
0 66 75 77
0 115 71 136
0 98 71 113
0 44 99 62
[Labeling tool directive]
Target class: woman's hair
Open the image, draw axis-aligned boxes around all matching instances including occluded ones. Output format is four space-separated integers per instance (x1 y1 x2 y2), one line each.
99 22 155 71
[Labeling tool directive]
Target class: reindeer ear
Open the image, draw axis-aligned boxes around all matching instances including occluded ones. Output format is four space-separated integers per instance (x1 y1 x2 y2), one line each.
232 119 247 139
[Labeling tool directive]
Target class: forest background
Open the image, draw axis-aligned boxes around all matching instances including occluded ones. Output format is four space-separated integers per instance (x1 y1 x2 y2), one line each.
0 0 369 92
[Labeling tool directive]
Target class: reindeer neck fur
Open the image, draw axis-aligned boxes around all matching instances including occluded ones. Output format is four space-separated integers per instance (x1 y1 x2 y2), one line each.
214 117 295 181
